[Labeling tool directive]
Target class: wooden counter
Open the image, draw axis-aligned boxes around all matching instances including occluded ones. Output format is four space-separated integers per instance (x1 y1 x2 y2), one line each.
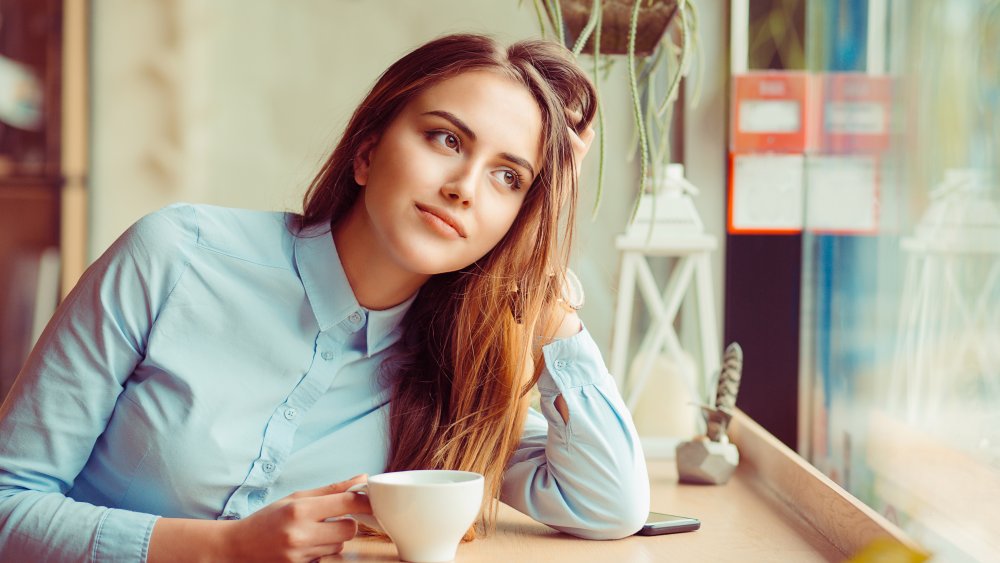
335 410 921 562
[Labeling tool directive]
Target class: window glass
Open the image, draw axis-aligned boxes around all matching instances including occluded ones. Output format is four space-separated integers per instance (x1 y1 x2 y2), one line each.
800 1 1000 560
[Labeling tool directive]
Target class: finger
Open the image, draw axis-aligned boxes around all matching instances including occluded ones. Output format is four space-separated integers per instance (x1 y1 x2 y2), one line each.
564 115 594 153
569 127 594 155
565 106 586 128
565 105 596 135
314 544 347 562
566 126 586 149
323 473 368 494
567 134 591 175
300 490 372 522
293 474 368 498
578 123 596 148
312 518 359 545
304 541 347 562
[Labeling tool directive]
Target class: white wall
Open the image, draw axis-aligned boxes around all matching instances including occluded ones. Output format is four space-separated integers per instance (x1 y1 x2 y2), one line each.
682 0 728 358
91 1 541 250
89 0 727 377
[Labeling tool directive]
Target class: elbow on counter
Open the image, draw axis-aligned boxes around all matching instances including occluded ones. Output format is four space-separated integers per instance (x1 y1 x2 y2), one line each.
557 478 651 541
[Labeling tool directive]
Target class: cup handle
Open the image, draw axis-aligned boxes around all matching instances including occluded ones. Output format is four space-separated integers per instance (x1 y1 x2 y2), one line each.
346 482 383 533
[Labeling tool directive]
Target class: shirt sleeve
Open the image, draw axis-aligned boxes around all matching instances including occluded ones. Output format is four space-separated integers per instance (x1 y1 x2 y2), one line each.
0 204 195 562
500 324 650 540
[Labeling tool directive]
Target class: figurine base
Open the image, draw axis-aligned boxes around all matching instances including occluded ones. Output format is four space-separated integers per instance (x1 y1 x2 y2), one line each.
676 439 739 485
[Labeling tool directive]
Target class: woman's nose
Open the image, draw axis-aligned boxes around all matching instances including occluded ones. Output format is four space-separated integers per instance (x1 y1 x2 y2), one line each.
440 168 477 207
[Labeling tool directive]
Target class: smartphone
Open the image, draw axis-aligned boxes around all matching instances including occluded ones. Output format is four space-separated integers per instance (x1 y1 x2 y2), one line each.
635 511 701 536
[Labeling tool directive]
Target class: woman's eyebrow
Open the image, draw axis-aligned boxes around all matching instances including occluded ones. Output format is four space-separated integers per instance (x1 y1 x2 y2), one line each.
422 110 477 141
500 153 536 180
422 110 536 178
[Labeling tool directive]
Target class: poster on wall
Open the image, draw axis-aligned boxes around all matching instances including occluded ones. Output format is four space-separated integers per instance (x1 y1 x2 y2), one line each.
728 153 804 233
804 155 879 233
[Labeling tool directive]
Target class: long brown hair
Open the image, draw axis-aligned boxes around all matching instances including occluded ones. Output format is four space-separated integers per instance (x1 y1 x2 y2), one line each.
298 34 597 537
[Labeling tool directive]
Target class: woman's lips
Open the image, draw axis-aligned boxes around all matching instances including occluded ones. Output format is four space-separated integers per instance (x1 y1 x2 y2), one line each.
416 204 466 239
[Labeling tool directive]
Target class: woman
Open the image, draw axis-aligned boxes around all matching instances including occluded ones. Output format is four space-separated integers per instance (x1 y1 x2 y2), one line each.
0 33 648 562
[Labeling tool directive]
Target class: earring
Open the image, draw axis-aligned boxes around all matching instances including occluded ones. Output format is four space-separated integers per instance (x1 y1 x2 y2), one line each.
551 268 584 312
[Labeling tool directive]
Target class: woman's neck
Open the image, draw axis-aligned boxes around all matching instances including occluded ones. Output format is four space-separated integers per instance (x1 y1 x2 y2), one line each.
332 203 428 311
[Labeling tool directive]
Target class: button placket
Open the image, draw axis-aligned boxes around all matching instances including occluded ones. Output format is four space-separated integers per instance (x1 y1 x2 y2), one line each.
219 332 337 521
250 488 269 508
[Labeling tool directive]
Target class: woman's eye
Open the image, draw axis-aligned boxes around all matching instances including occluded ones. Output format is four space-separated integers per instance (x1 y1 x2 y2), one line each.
493 169 523 190
429 131 460 151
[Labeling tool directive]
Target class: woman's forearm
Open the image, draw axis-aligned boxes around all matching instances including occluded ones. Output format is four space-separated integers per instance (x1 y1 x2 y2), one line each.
545 309 579 424
150 478 369 563
148 518 235 563
504 325 650 539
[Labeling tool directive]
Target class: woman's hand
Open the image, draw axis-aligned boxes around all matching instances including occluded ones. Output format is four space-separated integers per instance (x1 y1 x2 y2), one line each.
220 474 371 562
566 108 596 176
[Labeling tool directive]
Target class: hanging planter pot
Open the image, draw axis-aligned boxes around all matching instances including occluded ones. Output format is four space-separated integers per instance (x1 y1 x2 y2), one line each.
557 0 679 56
533 0 698 219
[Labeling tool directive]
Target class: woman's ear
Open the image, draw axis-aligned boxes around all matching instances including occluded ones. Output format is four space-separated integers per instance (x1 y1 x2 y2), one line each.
353 137 378 186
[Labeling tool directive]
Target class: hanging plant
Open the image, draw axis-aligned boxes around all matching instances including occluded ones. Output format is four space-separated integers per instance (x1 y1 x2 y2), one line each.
561 0 678 56
529 0 700 220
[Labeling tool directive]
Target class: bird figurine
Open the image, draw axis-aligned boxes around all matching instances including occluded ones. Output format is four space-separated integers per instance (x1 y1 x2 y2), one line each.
703 342 743 442
676 342 744 485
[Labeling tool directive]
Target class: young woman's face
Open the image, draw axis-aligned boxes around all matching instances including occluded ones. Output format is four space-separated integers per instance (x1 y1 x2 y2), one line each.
352 70 544 276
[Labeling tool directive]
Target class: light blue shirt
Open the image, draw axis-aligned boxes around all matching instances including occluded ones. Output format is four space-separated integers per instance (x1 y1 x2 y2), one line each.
0 204 649 561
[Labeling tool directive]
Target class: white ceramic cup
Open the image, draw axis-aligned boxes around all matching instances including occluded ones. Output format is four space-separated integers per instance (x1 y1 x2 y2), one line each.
348 470 484 563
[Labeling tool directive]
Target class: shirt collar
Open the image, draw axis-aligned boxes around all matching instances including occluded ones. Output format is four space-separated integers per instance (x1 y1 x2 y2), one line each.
293 221 415 356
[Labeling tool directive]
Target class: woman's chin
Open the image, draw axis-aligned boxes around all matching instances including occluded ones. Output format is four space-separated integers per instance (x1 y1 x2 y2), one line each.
391 246 469 277
384 232 486 277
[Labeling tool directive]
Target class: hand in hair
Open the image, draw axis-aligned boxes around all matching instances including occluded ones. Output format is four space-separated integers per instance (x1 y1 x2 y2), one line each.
534 103 591 427
566 107 596 176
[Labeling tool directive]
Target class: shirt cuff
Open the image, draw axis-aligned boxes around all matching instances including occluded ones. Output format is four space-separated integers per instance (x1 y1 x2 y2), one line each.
93 508 159 563
538 325 610 394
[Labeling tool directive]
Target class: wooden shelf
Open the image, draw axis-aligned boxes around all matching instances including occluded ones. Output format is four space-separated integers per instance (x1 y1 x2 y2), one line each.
729 409 922 557
336 410 921 561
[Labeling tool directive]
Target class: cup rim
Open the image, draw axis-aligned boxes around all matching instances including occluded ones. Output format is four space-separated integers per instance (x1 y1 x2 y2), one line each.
368 469 484 487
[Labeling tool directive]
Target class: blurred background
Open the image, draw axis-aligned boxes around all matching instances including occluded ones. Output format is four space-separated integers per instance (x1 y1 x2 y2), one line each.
0 1 997 560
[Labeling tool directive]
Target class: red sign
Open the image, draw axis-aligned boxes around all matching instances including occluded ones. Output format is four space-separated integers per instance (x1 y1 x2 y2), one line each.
818 73 893 153
731 72 813 153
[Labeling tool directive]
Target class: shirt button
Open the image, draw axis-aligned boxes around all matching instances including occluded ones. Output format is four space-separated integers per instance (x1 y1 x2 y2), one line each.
321 350 334 361
220 512 241 520
349 312 363 324
283 406 298 420
262 461 276 473
554 359 568 370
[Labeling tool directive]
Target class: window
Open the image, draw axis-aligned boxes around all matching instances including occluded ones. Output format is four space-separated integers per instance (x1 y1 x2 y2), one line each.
798 1 1000 560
